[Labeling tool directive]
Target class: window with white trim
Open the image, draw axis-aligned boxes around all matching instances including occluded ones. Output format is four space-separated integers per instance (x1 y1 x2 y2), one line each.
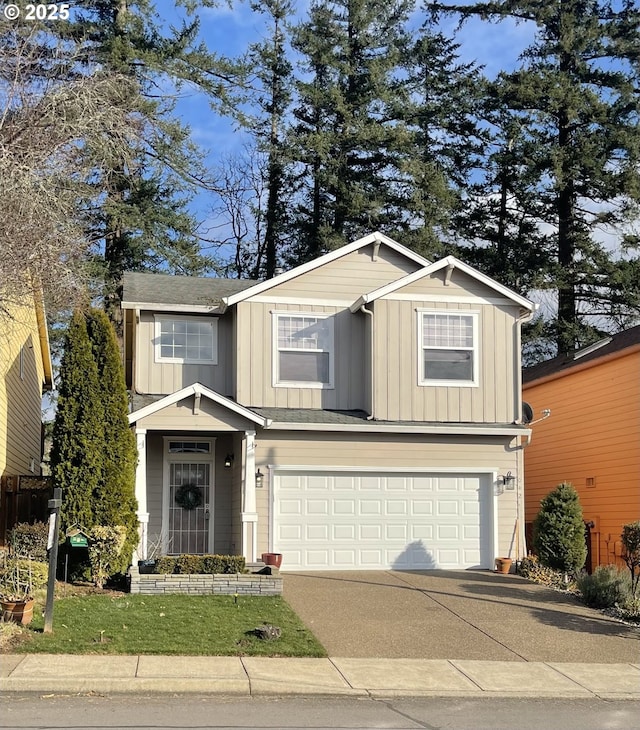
274 313 334 387
419 311 478 386
155 316 217 364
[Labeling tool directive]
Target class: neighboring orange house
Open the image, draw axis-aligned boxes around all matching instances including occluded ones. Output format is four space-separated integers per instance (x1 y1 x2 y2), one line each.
522 326 640 570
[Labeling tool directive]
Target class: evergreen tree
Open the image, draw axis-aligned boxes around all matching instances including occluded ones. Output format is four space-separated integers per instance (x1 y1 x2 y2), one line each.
533 482 587 574
50 311 104 538
396 24 487 258
441 0 640 355
86 309 139 574
57 1 235 329
290 0 414 256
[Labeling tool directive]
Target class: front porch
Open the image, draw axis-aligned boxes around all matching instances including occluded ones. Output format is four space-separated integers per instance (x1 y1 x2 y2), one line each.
128 384 271 564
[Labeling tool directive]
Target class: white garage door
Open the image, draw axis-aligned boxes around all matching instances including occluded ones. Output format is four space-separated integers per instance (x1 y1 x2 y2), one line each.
273 471 492 570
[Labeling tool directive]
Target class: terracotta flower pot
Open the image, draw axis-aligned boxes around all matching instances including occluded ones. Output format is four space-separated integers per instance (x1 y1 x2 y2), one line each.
261 552 283 569
495 557 512 574
1 597 35 625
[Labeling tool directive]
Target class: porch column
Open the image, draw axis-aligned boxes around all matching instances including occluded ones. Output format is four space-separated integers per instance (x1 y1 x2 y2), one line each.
241 430 258 562
134 428 149 560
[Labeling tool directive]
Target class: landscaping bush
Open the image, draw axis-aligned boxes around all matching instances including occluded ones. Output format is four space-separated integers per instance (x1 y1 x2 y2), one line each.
517 554 574 591
153 555 246 575
621 521 640 598
87 526 127 589
533 482 586 574
0 559 48 595
576 565 631 609
8 522 49 561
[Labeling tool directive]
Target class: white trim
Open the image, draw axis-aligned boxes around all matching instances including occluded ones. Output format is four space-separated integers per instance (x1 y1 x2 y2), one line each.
270 464 500 473
250 296 354 307
162 436 216 555
221 232 431 309
154 314 218 365
383 293 513 306
134 428 148 559
128 383 271 427
122 302 222 314
351 255 536 312
417 309 480 388
264 422 529 436
272 311 335 389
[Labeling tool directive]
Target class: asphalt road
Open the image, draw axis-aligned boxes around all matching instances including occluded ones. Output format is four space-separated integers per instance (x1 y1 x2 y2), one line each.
2 694 639 730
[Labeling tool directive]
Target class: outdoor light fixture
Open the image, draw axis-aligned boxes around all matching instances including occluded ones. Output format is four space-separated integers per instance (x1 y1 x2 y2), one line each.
498 471 516 490
255 469 264 488
224 453 234 468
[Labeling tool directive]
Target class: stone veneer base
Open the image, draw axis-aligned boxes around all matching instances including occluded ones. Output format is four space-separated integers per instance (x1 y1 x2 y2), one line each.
129 566 283 596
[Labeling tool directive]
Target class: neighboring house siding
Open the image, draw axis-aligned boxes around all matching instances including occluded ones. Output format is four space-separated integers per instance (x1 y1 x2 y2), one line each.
236 302 365 410
373 296 519 423
135 311 233 396
0 299 46 478
254 432 522 560
266 244 420 299
524 349 640 568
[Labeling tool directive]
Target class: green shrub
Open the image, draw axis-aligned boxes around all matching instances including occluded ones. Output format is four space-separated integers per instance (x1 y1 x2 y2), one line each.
621 521 640 598
533 482 586 574
8 522 49 561
87 526 127 588
576 565 631 608
152 554 246 575
0 559 48 597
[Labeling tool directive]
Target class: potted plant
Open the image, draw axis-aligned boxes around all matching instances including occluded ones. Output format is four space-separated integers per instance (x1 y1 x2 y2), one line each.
0 557 35 625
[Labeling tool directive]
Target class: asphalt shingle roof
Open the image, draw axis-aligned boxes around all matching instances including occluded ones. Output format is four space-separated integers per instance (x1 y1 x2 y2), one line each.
523 325 640 384
122 272 258 308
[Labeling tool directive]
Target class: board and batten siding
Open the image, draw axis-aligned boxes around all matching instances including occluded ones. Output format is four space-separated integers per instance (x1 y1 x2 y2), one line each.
135 311 233 396
265 244 420 299
371 267 521 423
524 348 640 569
0 299 46 477
236 302 366 409
253 431 523 561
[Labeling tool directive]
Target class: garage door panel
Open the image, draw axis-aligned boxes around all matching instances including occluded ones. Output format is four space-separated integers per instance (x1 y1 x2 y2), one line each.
274 471 491 570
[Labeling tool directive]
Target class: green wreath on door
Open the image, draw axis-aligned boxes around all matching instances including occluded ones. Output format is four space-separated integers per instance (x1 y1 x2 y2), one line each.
174 484 203 510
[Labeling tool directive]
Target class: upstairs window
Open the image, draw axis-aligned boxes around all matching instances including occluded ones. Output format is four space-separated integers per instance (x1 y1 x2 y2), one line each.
155 316 217 364
419 311 478 386
274 312 334 388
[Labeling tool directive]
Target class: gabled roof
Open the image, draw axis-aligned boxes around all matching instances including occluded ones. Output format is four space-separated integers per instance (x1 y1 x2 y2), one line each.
523 325 640 384
122 272 257 312
128 383 271 427
220 232 431 310
350 255 536 312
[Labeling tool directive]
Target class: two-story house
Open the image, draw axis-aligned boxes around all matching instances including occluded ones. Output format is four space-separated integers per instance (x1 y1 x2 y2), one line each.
0 289 54 541
124 232 536 571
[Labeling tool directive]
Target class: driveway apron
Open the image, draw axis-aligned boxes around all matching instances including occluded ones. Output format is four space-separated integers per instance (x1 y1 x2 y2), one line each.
282 570 640 662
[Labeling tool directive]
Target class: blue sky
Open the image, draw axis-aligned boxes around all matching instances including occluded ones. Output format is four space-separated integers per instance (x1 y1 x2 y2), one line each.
154 1 536 231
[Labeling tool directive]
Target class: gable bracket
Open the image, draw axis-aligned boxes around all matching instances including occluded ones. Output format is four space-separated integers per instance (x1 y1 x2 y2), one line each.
193 392 201 415
372 241 380 262
444 261 455 286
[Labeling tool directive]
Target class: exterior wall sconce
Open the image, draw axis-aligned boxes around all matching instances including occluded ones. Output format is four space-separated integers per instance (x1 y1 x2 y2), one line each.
224 453 234 468
255 469 264 488
498 471 516 490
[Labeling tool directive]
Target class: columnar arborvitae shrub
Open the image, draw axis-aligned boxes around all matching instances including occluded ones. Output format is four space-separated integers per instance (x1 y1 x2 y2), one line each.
86 309 138 575
50 310 104 538
533 482 587 575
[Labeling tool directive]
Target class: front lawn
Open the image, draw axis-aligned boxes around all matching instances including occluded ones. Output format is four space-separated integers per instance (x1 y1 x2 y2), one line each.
8 593 326 656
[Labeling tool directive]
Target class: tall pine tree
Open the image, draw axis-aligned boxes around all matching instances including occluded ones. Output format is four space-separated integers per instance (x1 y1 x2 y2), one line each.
442 0 640 355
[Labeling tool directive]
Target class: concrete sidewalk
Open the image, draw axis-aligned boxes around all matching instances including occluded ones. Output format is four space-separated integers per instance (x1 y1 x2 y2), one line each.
1 654 639 699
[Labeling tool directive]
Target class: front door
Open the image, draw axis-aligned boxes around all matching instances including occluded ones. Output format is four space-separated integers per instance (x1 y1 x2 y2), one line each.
164 439 214 554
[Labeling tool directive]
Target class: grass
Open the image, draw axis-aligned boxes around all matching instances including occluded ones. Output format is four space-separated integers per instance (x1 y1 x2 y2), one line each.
6 592 326 657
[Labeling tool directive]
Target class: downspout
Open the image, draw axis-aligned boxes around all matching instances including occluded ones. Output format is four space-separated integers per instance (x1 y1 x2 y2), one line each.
360 304 375 420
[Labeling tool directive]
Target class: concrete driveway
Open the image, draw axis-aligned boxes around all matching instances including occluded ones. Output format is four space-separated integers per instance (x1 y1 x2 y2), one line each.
283 570 640 663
